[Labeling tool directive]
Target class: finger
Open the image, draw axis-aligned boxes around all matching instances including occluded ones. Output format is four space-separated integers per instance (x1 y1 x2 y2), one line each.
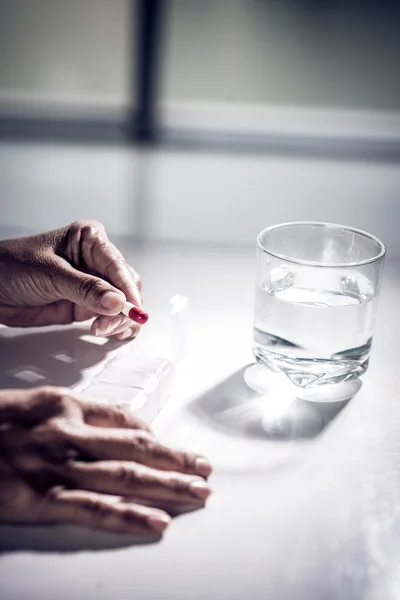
79 400 153 434
91 314 140 338
65 461 212 505
76 222 142 308
105 320 140 338
47 487 170 535
72 428 213 478
91 313 127 336
0 301 94 328
91 314 125 336
52 256 126 317
116 327 139 341
128 265 142 293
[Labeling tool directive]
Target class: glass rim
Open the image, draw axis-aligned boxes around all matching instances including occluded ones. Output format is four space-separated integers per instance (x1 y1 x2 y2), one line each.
257 221 386 268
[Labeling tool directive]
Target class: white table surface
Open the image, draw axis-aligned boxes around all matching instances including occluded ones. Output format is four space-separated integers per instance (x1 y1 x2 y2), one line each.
1 241 399 600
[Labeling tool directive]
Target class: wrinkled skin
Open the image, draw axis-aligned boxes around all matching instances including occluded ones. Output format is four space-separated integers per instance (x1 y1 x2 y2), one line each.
0 221 212 536
0 387 212 536
0 220 143 339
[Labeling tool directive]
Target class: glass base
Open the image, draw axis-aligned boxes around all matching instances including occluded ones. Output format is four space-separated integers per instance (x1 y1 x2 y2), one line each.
245 362 362 403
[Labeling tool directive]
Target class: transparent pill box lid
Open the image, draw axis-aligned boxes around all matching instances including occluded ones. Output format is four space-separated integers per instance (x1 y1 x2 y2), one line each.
0 295 188 424
78 295 188 422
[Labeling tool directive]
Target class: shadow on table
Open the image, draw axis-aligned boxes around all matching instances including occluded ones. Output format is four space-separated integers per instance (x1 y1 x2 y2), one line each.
188 364 354 441
0 325 143 553
0 504 203 553
0 325 203 554
0 525 160 553
0 324 122 390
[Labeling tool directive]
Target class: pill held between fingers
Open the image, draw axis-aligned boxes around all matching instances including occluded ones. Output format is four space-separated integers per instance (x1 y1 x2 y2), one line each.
122 302 149 325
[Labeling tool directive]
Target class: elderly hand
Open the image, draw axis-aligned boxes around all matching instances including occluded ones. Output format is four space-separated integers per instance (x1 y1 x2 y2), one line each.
0 220 143 340
0 387 212 536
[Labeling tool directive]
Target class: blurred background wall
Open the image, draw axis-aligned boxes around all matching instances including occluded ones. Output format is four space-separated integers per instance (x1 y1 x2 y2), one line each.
2 0 400 111
0 0 399 254
1 0 132 113
163 0 400 109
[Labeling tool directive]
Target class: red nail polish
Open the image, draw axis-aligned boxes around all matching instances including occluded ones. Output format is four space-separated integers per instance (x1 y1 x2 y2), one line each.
122 302 148 324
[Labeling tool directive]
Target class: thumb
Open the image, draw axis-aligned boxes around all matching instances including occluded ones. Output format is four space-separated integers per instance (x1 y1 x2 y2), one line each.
55 260 126 316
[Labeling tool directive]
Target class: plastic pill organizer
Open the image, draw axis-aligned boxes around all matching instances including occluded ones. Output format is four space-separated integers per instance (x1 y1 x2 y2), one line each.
78 295 188 422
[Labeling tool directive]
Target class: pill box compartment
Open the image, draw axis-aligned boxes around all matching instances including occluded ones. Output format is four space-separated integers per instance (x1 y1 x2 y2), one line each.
80 295 188 422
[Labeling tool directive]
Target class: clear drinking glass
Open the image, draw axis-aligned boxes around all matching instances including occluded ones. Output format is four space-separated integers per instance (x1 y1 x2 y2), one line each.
252 222 385 401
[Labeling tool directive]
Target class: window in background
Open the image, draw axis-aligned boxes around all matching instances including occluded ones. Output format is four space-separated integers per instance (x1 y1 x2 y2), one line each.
0 0 135 119
161 0 400 109
159 0 400 137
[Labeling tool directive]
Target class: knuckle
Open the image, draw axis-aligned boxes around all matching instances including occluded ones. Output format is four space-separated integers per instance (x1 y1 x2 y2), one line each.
71 219 104 237
87 219 105 232
81 226 99 247
132 415 152 434
31 386 67 417
69 220 85 238
85 499 112 521
30 423 73 460
134 429 151 443
120 506 147 527
82 221 106 242
133 275 142 293
98 239 114 259
106 405 130 427
127 266 142 291
34 385 60 402
165 475 191 494
59 494 115 524
133 430 152 451
151 443 182 467
114 463 141 487
106 404 152 434
35 386 77 414
113 254 127 269
181 452 196 471
104 256 127 281
132 270 141 285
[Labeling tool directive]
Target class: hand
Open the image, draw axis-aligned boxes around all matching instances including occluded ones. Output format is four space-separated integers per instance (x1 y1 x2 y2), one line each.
0 387 212 536
0 220 143 340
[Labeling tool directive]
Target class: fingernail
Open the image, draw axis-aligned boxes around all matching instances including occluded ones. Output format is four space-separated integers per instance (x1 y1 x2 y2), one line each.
147 514 171 534
189 480 212 500
195 457 212 478
101 291 124 311
93 323 108 336
103 316 122 335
